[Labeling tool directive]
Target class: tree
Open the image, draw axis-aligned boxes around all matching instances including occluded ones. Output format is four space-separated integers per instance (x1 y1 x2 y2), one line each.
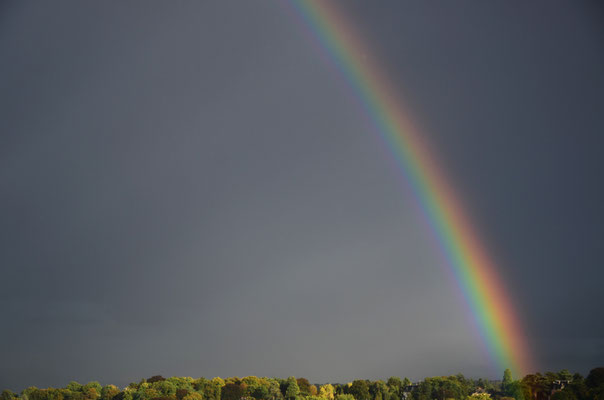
194 378 221 400
66 391 84 400
586 367 604 388
284 378 299 400
24 388 65 400
502 369 513 395
410 377 465 400
183 393 203 400
66 384 83 394
167 378 194 392
153 382 176 397
386 379 401 392
385 378 401 400
558 370 573 382
242 376 263 399
319 385 334 400
84 389 100 400
505 381 525 400
296 380 312 397
265 380 283 400
84 384 102 394
466 394 491 400
101 386 121 400
349 381 370 400
135 387 160 400
212 379 225 389
176 390 190 400
81 383 102 400
221 384 244 400
368 381 387 400
586 367 604 399
551 391 576 400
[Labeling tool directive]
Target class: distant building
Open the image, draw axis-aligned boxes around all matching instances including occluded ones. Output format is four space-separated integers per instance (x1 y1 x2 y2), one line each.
552 380 570 391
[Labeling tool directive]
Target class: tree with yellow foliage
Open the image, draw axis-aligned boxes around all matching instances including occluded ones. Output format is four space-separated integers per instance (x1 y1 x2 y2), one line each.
318 385 334 400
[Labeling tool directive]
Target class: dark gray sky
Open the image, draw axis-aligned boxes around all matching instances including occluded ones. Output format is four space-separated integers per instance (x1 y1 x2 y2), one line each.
1 0 603 391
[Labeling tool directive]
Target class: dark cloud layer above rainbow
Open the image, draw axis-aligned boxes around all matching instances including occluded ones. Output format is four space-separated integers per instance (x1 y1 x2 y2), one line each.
0 0 603 391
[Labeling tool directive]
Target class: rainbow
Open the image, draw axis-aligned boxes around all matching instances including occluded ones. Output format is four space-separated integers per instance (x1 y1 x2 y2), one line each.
288 0 533 377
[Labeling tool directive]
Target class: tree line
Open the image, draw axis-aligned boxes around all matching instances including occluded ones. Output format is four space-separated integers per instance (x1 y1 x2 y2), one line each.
1 367 603 400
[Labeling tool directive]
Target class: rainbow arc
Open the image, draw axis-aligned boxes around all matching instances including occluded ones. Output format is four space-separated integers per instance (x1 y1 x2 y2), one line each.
289 0 533 376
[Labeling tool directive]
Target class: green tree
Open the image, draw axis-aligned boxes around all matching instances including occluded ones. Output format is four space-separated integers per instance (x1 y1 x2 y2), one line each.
84 384 102 394
386 379 401 392
411 377 465 400
558 370 573 382
586 367 604 388
65 391 84 400
153 382 176 397
466 394 491 400
176 390 190 400
67 384 83 393
133 383 159 400
385 378 401 400
266 380 283 400
252 386 269 400
502 369 513 395
285 378 300 400
221 384 243 400
101 386 120 400
505 381 524 400
21 387 37 400
167 378 194 392
410 379 432 400
370 382 387 400
82 383 102 400
1 391 17 400
349 381 370 400
183 393 203 400
586 367 604 399
551 390 577 400
194 378 221 400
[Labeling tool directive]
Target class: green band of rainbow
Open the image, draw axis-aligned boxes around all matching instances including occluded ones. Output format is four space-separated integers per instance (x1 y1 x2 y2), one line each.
289 0 533 376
